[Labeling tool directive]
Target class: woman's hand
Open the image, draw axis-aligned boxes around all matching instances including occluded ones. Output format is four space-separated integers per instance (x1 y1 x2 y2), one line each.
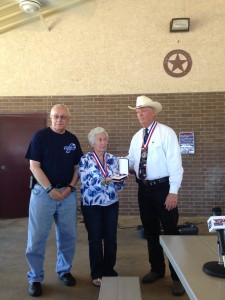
105 177 113 185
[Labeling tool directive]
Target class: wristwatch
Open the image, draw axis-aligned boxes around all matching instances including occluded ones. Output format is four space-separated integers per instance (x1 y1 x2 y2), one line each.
45 185 54 193
67 184 76 192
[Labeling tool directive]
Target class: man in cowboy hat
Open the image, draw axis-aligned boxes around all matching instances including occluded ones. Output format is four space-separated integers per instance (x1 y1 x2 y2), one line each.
128 95 185 296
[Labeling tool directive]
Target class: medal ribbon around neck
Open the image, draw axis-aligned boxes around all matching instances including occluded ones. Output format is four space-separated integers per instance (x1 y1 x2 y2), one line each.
143 121 157 151
92 151 108 178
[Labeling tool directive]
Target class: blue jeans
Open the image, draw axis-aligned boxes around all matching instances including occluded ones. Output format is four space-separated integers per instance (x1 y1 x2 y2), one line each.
82 201 119 279
26 184 77 283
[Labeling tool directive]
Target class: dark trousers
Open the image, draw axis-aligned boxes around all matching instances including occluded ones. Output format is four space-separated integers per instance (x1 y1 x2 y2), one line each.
81 202 119 279
138 180 179 280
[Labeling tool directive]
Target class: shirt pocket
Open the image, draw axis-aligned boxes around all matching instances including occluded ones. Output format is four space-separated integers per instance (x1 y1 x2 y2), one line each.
149 139 162 149
148 140 163 159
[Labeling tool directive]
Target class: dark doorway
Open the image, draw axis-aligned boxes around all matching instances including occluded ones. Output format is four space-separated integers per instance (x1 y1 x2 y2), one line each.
0 115 47 219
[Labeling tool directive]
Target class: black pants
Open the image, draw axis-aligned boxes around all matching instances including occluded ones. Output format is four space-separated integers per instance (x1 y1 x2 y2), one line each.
81 202 119 279
138 180 179 280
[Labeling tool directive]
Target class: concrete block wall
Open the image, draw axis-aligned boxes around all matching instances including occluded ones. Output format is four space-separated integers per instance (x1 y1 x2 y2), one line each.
1 92 225 216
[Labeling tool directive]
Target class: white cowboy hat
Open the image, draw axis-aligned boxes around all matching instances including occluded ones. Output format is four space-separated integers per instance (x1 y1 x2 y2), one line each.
128 95 162 113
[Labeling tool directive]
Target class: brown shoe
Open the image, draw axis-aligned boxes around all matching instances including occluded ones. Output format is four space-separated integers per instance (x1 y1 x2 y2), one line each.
172 280 185 296
141 271 164 283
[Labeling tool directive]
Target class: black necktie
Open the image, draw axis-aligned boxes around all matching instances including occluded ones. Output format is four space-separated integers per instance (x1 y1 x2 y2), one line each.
144 128 149 144
139 128 149 180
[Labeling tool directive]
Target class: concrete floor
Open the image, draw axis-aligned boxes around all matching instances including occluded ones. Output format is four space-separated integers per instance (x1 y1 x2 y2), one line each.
0 214 209 300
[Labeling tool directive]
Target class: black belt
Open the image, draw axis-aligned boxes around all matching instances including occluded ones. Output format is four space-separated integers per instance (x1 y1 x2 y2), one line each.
36 183 67 189
137 177 169 186
53 184 67 188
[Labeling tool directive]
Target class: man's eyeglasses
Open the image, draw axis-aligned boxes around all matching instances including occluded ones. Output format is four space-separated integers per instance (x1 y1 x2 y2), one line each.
51 115 68 120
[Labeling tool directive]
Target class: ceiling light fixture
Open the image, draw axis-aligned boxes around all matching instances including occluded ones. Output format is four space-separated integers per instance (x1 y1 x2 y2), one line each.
19 0 41 14
170 18 190 32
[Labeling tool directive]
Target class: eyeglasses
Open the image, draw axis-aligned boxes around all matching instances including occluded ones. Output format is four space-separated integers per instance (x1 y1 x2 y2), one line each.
51 115 68 120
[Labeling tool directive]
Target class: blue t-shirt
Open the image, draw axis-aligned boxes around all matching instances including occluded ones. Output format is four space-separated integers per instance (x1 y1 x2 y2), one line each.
25 127 83 186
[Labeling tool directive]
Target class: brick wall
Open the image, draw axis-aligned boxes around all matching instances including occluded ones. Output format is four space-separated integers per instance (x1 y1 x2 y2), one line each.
1 93 225 216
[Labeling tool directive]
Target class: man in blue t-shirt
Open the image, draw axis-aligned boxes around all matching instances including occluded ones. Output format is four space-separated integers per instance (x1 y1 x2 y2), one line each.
25 104 83 297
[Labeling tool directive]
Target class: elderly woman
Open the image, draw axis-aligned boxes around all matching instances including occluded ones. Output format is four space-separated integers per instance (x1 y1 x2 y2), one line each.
78 127 126 287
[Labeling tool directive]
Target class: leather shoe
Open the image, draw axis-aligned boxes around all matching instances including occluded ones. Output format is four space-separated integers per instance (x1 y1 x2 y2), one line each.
141 271 164 283
58 273 76 286
104 269 118 277
28 282 42 297
172 280 185 296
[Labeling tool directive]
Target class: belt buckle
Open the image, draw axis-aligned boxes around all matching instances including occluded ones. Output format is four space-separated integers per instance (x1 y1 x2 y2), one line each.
149 180 157 186
143 179 158 186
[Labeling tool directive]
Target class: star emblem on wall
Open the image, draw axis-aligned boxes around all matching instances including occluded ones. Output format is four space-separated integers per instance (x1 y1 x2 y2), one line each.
163 49 192 77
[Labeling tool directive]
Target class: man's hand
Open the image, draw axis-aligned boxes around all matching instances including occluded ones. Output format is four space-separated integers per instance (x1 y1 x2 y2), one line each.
129 169 135 175
60 187 72 198
164 193 178 211
49 188 64 201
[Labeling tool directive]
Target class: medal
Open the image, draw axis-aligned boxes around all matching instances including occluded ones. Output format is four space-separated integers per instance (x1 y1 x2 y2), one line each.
92 151 108 186
141 150 148 158
101 178 106 186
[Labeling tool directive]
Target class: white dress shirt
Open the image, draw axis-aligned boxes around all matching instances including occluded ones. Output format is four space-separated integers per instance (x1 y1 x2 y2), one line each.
128 122 183 194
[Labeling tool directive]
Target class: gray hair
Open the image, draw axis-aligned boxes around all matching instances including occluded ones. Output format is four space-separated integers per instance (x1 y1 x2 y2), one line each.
88 127 108 146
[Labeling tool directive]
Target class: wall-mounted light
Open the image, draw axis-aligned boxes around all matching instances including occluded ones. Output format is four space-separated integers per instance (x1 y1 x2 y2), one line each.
170 18 190 32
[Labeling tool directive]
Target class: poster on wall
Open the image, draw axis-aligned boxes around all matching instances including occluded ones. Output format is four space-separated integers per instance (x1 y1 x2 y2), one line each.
179 132 195 154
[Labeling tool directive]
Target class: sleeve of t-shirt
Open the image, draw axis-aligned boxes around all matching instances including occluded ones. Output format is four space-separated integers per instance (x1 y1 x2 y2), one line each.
25 132 42 162
74 137 84 165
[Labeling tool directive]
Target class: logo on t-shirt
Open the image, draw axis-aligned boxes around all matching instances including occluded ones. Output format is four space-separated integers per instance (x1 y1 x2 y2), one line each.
64 143 76 153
